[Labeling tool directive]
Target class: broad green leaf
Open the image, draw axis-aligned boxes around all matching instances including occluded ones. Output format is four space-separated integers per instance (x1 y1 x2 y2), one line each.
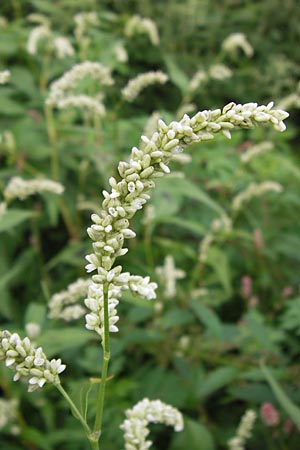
157 216 205 235
159 308 194 330
25 303 47 328
190 300 223 340
37 328 91 357
171 418 215 450
196 367 238 400
244 311 281 354
164 55 190 94
21 427 52 450
261 363 300 427
156 177 224 214
0 209 35 233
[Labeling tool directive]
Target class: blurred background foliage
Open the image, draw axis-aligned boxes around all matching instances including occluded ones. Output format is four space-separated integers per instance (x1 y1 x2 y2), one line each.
0 0 300 449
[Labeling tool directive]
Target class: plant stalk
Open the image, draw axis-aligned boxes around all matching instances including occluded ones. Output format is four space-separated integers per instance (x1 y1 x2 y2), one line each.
93 283 111 446
56 383 91 435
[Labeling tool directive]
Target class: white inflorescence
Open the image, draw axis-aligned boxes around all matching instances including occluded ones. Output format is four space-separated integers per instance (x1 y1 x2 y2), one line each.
27 25 51 54
208 64 233 80
48 278 91 321
156 255 186 299
125 15 160 46
222 33 254 58
74 12 99 41
189 69 208 92
199 213 232 263
84 272 157 338
55 95 106 117
4 176 64 202
120 398 184 450
0 330 66 392
232 181 283 211
240 141 274 163
122 71 168 102
46 62 113 117
114 42 128 63
25 322 41 340
0 70 10 84
228 410 257 450
85 102 288 336
53 36 75 59
0 398 18 430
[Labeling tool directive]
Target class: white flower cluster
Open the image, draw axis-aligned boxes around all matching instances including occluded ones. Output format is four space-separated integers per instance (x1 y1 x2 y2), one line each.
189 70 208 92
85 282 121 336
74 12 99 41
27 13 50 26
46 61 113 117
125 15 160 46
48 278 91 321
114 42 128 63
0 70 10 84
142 204 156 226
156 255 186 299
0 398 18 430
85 102 288 335
222 33 254 58
25 322 41 340
4 176 64 202
142 111 161 141
122 71 168 102
187 64 232 95
277 91 300 110
53 36 75 59
0 201 7 217
208 64 233 81
120 398 184 450
199 213 232 263
0 16 8 28
84 269 157 337
27 25 51 54
240 141 274 163
232 181 283 211
0 330 66 392
228 410 256 450
56 95 106 117
27 18 74 59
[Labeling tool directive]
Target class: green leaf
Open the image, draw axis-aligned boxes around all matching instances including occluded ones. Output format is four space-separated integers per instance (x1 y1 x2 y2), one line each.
21 427 52 450
190 300 223 340
37 328 91 357
261 363 300 427
159 308 194 330
156 177 224 214
157 216 205 236
79 381 93 421
206 247 232 296
196 367 238 400
164 55 190 94
25 303 47 328
244 311 281 354
171 418 215 450
0 209 35 233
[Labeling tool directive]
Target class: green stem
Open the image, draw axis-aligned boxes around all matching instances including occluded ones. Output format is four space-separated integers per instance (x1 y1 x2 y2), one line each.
93 283 111 445
45 104 59 180
56 383 91 436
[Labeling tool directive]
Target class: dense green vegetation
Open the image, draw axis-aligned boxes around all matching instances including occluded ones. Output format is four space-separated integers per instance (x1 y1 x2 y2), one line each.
0 1 300 449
